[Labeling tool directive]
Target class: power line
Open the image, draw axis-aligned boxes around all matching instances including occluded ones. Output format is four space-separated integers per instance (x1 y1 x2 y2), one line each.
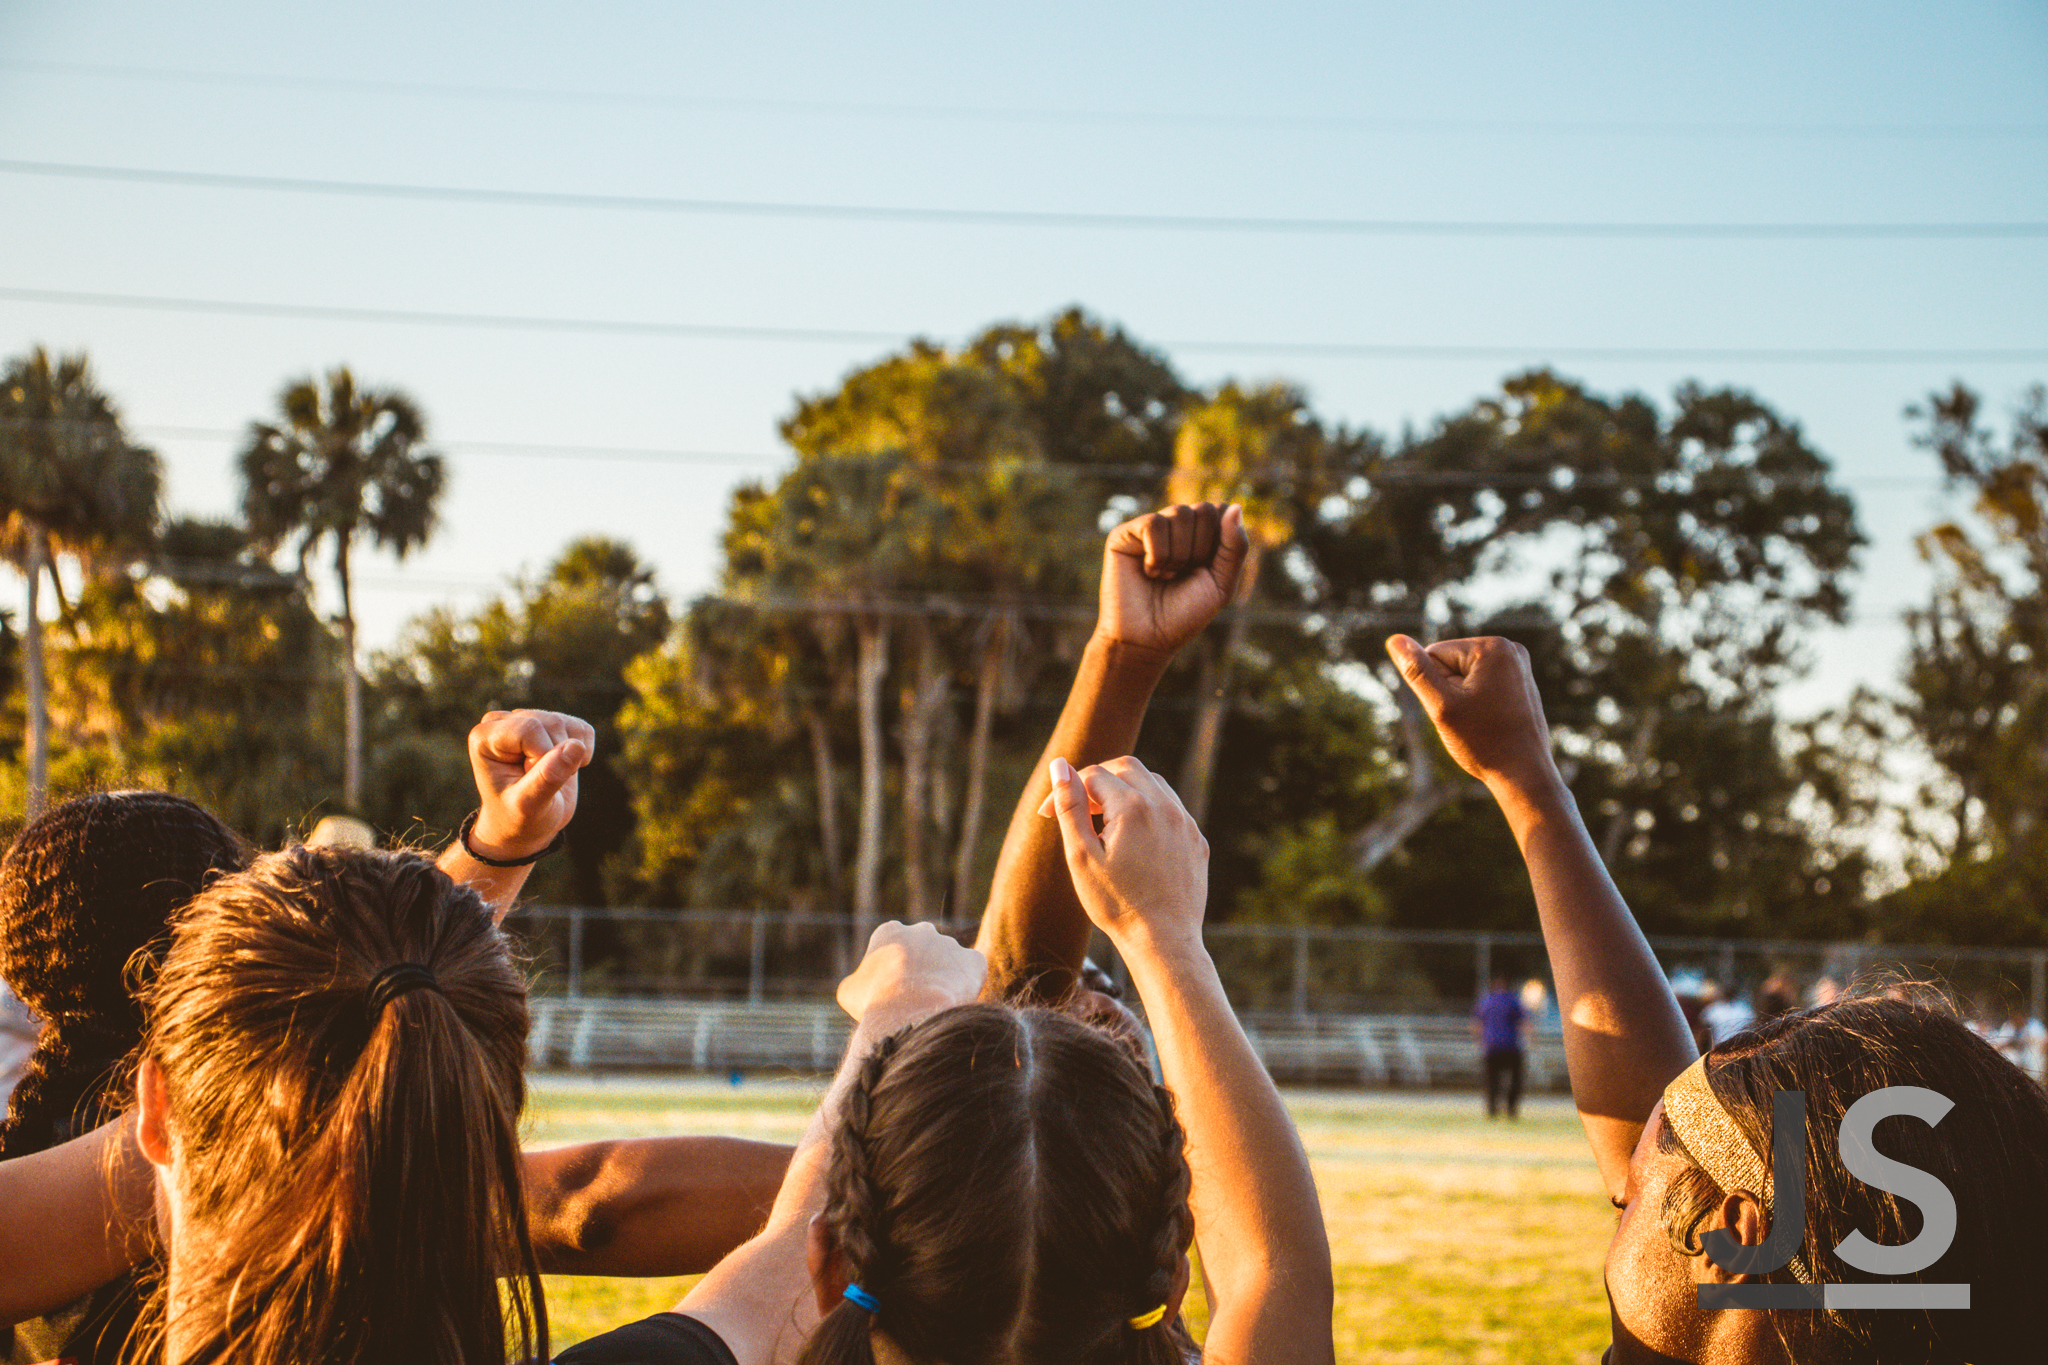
7 61 2045 141
0 415 1957 489
4 159 2046 241
0 284 899 345
6 286 2044 366
56 569 1943 633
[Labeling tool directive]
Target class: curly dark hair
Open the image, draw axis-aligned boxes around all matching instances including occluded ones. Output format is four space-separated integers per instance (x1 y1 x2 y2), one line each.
0 790 248 1157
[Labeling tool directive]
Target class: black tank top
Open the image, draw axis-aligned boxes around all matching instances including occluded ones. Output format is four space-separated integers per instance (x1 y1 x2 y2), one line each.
553 1314 737 1365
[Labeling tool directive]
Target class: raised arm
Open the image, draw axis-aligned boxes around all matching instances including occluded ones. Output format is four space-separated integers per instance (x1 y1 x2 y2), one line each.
674 923 986 1365
435 709 595 922
1048 755 1333 1365
0 1117 155 1326
525 1136 794 1276
977 503 1248 1000
1384 635 1695 1199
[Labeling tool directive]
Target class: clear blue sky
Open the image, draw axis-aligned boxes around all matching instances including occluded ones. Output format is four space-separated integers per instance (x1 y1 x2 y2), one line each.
1 0 2043 718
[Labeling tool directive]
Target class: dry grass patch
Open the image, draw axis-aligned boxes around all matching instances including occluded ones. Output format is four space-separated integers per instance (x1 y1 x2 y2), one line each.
527 1078 1614 1361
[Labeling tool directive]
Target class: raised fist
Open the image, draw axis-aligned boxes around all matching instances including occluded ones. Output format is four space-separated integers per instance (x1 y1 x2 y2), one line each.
837 921 987 1024
1095 502 1251 659
466 709 597 861
1384 635 1558 794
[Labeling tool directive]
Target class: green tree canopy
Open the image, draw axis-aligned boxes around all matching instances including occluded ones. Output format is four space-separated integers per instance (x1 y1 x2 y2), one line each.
44 517 332 838
1876 383 2048 945
373 536 671 905
0 347 162 814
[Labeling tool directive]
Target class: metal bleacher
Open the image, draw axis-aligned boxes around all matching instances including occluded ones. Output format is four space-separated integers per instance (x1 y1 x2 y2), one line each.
527 997 1568 1090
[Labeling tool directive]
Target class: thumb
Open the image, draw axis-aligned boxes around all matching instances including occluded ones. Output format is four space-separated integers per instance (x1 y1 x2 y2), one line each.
1385 634 1449 703
505 739 586 812
1205 503 1252 596
1046 757 1105 862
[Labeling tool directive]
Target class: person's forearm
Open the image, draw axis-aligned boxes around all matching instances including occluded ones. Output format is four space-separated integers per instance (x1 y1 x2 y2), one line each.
1124 940 1332 1359
1490 770 1695 1193
436 842 538 925
0 1119 154 1325
977 636 1173 997
679 1000 942 1364
526 1137 794 1276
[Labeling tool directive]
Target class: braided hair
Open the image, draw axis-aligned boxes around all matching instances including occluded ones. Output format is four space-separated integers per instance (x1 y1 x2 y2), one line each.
0 791 248 1157
797 1004 1196 1365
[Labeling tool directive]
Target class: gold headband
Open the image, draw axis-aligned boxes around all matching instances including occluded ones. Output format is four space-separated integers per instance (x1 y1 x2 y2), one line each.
1659 1056 1817 1286
1661 1056 1773 1213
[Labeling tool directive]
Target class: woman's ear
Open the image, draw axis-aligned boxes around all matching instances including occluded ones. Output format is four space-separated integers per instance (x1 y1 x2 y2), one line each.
1697 1191 1773 1285
807 1213 848 1318
135 1057 173 1169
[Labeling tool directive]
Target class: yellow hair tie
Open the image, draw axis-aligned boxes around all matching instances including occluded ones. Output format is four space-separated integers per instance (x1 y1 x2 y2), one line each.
1127 1304 1168 1331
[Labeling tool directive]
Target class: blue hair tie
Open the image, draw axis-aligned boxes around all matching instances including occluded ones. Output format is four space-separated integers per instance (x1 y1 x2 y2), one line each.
843 1284 881 1314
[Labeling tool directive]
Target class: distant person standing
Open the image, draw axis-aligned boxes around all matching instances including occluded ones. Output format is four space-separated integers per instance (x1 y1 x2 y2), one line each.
1473 972 1530 1119
1993 1008 2048 1084
1700 984 1756 1044
1757 970 1797 1021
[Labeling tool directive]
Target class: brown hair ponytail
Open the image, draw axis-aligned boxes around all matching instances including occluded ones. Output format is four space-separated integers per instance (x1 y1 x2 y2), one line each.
136 845 544 1365
797 1005 1194 1365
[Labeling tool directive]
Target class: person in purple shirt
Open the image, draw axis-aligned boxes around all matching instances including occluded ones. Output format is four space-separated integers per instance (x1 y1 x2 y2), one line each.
1473 972 1531 1119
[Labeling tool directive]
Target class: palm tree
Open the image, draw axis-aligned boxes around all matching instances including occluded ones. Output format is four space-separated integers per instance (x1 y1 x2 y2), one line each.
1167 383 1326 824
0 348 162 815
940 459 1095 919
727 454 931 952
897 614 950 921
239 368 444 811
949 605 1017 917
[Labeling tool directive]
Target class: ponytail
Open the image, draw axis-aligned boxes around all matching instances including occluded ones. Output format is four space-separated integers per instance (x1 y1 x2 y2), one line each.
273 973 546 1364
136 845 542 1365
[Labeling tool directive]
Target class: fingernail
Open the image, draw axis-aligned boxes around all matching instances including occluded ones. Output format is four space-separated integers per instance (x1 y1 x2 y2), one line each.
1050 757 1073 785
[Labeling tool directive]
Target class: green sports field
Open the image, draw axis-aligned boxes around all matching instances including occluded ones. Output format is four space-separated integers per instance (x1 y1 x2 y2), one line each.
527 1075 1617 1363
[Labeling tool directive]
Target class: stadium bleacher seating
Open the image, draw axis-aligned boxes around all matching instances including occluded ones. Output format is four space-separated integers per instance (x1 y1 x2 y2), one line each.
527 998 1568 1090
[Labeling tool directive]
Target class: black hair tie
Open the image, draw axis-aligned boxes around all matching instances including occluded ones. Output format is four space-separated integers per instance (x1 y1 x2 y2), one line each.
457 809 565 868
365 963 441 1022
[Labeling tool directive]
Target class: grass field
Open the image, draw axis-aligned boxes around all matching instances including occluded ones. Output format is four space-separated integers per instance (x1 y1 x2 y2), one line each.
527 1075 1617 1364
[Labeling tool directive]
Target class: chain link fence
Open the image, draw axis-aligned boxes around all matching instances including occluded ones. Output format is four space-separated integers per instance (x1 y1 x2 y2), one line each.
501 906 2048 1030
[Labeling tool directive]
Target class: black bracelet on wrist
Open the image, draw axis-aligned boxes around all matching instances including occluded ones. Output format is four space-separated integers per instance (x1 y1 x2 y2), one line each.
458 809 565 868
